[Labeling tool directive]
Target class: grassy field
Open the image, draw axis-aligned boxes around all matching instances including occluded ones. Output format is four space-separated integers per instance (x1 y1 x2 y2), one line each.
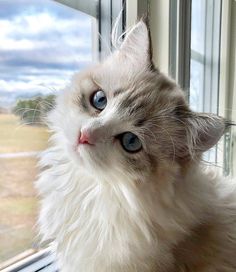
0 114 50 263
0 114 49 153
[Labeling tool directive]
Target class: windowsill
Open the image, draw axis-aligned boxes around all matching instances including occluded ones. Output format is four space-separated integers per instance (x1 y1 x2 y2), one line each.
0 248 57 272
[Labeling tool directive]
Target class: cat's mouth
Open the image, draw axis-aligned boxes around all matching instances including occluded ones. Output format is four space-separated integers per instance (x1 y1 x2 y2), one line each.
76 139 95 155
73 140 95 166
78 141 94 146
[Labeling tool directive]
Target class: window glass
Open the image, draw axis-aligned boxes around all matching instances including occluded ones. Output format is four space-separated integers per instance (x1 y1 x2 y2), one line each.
191 0 206 55
190 0 222 163
190 0 221 113
190 0 206 112
0 0 93 266
190 0 205 112
190 59 204 112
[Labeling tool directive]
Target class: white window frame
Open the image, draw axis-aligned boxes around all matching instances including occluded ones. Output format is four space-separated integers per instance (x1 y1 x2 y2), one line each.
54 0 98 16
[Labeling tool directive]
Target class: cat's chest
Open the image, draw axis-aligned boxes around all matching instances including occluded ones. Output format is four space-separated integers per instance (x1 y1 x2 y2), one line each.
66 181 141 229
53 178 160 267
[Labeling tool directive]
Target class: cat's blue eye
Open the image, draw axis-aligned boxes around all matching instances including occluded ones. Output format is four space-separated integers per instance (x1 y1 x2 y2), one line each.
91 90 107 111
120 132 142 153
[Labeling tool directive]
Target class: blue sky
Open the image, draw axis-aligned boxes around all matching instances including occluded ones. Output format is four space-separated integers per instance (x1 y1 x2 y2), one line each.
0 0 93 108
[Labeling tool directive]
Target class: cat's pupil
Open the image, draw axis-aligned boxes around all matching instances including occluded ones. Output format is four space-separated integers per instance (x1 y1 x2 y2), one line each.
120 132 142 153
91 90 107 110
129 137 135 144
98 97 105 103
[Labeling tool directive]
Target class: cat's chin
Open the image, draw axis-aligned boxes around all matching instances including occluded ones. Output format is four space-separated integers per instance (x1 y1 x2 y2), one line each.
71 144 113 176
66 144 86 166
69 144 95 166
77 144 94 156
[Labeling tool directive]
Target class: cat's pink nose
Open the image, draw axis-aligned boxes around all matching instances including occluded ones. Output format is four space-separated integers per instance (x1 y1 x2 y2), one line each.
78 131 93 145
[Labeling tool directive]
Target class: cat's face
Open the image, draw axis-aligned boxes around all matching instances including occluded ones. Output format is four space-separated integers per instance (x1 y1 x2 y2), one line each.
50 21 226 181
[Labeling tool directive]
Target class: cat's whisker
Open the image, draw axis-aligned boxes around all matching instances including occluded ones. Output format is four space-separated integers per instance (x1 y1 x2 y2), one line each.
111 9 124 49
98 32 112 55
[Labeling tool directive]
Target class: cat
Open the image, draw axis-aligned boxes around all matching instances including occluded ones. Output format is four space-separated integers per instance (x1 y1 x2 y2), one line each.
36 19 236 272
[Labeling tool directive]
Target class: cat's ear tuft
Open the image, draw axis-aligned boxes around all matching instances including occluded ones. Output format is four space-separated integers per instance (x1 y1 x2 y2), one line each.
120 19 153 68
188 113 226 153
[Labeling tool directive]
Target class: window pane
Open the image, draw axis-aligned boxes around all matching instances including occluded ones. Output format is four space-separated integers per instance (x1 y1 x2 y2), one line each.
0 0 93 266
190 0 221 113
190 0 222 164
191 0 206 55
190 0 206 112
190 59 204 112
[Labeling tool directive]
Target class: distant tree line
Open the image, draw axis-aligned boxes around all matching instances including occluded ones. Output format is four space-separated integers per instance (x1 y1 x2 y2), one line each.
13 95 55 125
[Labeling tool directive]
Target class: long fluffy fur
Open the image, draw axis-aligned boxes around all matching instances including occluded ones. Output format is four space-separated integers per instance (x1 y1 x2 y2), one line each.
36 20 236 272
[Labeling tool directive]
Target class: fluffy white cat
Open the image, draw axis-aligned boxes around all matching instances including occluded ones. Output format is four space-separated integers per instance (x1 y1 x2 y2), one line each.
36 20 236 272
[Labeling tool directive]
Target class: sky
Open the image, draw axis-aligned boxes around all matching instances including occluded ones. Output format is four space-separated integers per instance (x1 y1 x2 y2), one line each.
0 0 93 108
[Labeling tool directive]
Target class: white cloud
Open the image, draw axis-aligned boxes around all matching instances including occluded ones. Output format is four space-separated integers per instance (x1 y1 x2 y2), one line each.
0 2 93 106
0 78 65 93
20 12 91 33
0 12 92 51
0 12 91 36
0 38 36 50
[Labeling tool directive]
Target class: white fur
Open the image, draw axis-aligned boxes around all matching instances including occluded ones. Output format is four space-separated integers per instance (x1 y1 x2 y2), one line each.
37 139 236 272
36 21 236 272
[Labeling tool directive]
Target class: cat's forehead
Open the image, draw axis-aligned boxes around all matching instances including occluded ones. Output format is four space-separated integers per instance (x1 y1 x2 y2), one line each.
71 55 185 118
71 58 131 94
93 52 149 92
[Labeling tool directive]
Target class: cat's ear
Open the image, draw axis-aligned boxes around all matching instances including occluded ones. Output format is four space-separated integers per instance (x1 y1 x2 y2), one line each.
188 113 226 153
119 19 153 68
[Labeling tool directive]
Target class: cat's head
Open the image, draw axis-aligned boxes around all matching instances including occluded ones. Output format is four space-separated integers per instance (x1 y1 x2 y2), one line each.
49 20 226 181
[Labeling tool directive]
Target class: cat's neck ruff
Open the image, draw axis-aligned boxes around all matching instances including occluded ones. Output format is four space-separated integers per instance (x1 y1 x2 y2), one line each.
37 146 218 271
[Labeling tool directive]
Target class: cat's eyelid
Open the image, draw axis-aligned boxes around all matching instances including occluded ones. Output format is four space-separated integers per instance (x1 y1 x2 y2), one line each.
91 76 102 90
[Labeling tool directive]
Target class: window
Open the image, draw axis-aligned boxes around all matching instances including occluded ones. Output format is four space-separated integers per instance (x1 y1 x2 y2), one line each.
0 0 93 269
219 0 236 176
189 0 236 171
149 0 236 176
